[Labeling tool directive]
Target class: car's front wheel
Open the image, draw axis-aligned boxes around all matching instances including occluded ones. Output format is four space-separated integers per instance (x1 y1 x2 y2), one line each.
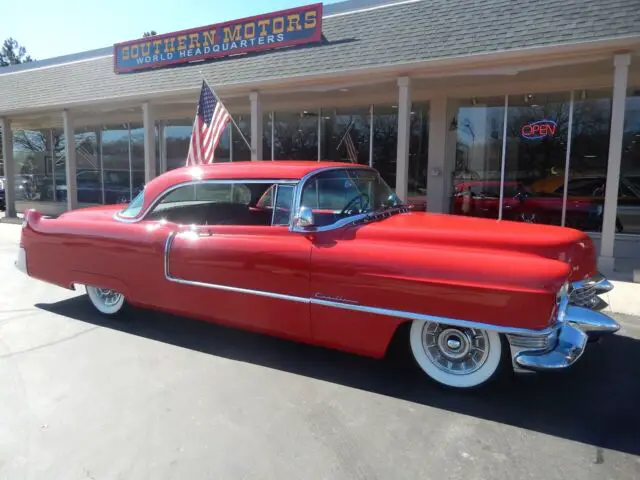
86 285 127 317
409 320 504 389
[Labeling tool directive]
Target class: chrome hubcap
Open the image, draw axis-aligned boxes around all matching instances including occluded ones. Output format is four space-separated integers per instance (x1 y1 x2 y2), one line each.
95 288 123 307
422 323 490 375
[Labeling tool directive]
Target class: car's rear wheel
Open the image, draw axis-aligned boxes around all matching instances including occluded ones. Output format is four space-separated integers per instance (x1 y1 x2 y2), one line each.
409 320 504 389
86 285 126 316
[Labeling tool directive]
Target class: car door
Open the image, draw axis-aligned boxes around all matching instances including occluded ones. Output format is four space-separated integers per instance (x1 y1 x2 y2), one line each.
159 182 313 340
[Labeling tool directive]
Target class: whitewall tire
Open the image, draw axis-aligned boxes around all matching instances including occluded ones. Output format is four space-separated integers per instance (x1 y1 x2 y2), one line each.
86 285 126 316
409 320 503 389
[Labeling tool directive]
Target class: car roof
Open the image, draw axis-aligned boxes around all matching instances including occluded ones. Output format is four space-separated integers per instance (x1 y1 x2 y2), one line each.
136 161 371 217
158 161 370 183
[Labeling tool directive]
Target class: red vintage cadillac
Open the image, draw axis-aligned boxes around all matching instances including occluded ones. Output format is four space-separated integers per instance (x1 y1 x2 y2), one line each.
16 161 619 389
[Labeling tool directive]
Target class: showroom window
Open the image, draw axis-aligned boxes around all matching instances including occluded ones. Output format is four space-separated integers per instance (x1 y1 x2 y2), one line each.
371 105 398 190
231 115 251 162
164 119 231 171
408 102 430 205
101 125 130 205
619 88 640 235
272 110 320 160
450 96 506 219
449 89 639 235
319 106 371 165
130 123 146 198
502 92 571 227
12 128 60 205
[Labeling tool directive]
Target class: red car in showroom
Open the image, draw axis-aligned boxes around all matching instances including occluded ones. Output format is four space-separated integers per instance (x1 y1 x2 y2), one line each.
408 181 614 231
16 162 619 389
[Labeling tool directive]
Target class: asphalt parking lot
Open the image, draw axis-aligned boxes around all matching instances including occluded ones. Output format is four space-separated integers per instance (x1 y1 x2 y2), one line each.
1 223 639 480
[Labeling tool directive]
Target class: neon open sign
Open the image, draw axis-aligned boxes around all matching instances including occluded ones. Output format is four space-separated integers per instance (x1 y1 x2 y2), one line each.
521 119 557 140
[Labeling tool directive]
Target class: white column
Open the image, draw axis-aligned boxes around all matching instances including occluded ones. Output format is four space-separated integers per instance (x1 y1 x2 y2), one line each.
1 117 17 217
143 102 156 182
426 96 448 213
62 110 77 210
395 77 411 201
598 53 631 272
250 91 263 161
442 99 461 212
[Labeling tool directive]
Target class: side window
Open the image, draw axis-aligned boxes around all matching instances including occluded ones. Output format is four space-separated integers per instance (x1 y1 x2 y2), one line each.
147 181 269 226
256 183 295 226
273 185 294 226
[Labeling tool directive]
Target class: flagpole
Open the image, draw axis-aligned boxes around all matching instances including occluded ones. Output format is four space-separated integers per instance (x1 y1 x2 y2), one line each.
198 74 254 154
185 109 199 166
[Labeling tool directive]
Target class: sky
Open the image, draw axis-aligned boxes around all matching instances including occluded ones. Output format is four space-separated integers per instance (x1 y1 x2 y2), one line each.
3 0 341 60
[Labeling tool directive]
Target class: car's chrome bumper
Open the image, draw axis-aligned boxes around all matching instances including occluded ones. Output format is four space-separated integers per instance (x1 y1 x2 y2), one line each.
568 272 614 309
512 306 620 371
508 273 619 372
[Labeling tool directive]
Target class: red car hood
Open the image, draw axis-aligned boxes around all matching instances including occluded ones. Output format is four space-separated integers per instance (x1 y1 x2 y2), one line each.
351 211 597 281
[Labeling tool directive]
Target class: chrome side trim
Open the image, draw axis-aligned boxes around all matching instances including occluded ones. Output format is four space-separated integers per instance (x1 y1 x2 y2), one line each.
162 231 557 337
309 297 557 335
115 178 299 224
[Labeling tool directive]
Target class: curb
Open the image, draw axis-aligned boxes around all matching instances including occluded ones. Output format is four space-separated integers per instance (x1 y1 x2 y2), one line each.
601 280 640 317
0 217 24 225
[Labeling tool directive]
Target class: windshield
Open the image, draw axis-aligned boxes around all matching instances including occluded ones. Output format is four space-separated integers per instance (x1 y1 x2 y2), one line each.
300 168 402 227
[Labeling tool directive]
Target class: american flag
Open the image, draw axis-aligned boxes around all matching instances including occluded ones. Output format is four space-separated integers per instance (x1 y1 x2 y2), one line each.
186 81 231 166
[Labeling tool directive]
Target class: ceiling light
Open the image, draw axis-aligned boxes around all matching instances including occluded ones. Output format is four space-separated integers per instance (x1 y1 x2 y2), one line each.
339 88 349 92
391 105 398 109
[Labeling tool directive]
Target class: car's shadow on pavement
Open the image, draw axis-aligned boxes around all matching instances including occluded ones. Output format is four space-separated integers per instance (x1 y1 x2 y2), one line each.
37 297 640 456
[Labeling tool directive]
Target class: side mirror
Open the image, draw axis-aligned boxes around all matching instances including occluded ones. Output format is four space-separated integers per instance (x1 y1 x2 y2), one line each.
293 206 315 229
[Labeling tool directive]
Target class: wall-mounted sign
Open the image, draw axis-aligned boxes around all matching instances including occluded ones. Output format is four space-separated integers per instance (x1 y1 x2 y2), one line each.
521 119 557 140
113 3 323 74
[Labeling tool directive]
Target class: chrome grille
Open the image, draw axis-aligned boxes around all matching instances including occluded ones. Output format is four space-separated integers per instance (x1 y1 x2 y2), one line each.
507 331 557 351
569 283 599 308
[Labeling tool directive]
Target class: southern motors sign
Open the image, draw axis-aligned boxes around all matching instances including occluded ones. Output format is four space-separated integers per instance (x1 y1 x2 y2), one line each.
521 119 557 140
113 3 323 73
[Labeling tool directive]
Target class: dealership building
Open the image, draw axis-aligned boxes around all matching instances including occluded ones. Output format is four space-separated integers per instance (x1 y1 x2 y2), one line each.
1 0 640 274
